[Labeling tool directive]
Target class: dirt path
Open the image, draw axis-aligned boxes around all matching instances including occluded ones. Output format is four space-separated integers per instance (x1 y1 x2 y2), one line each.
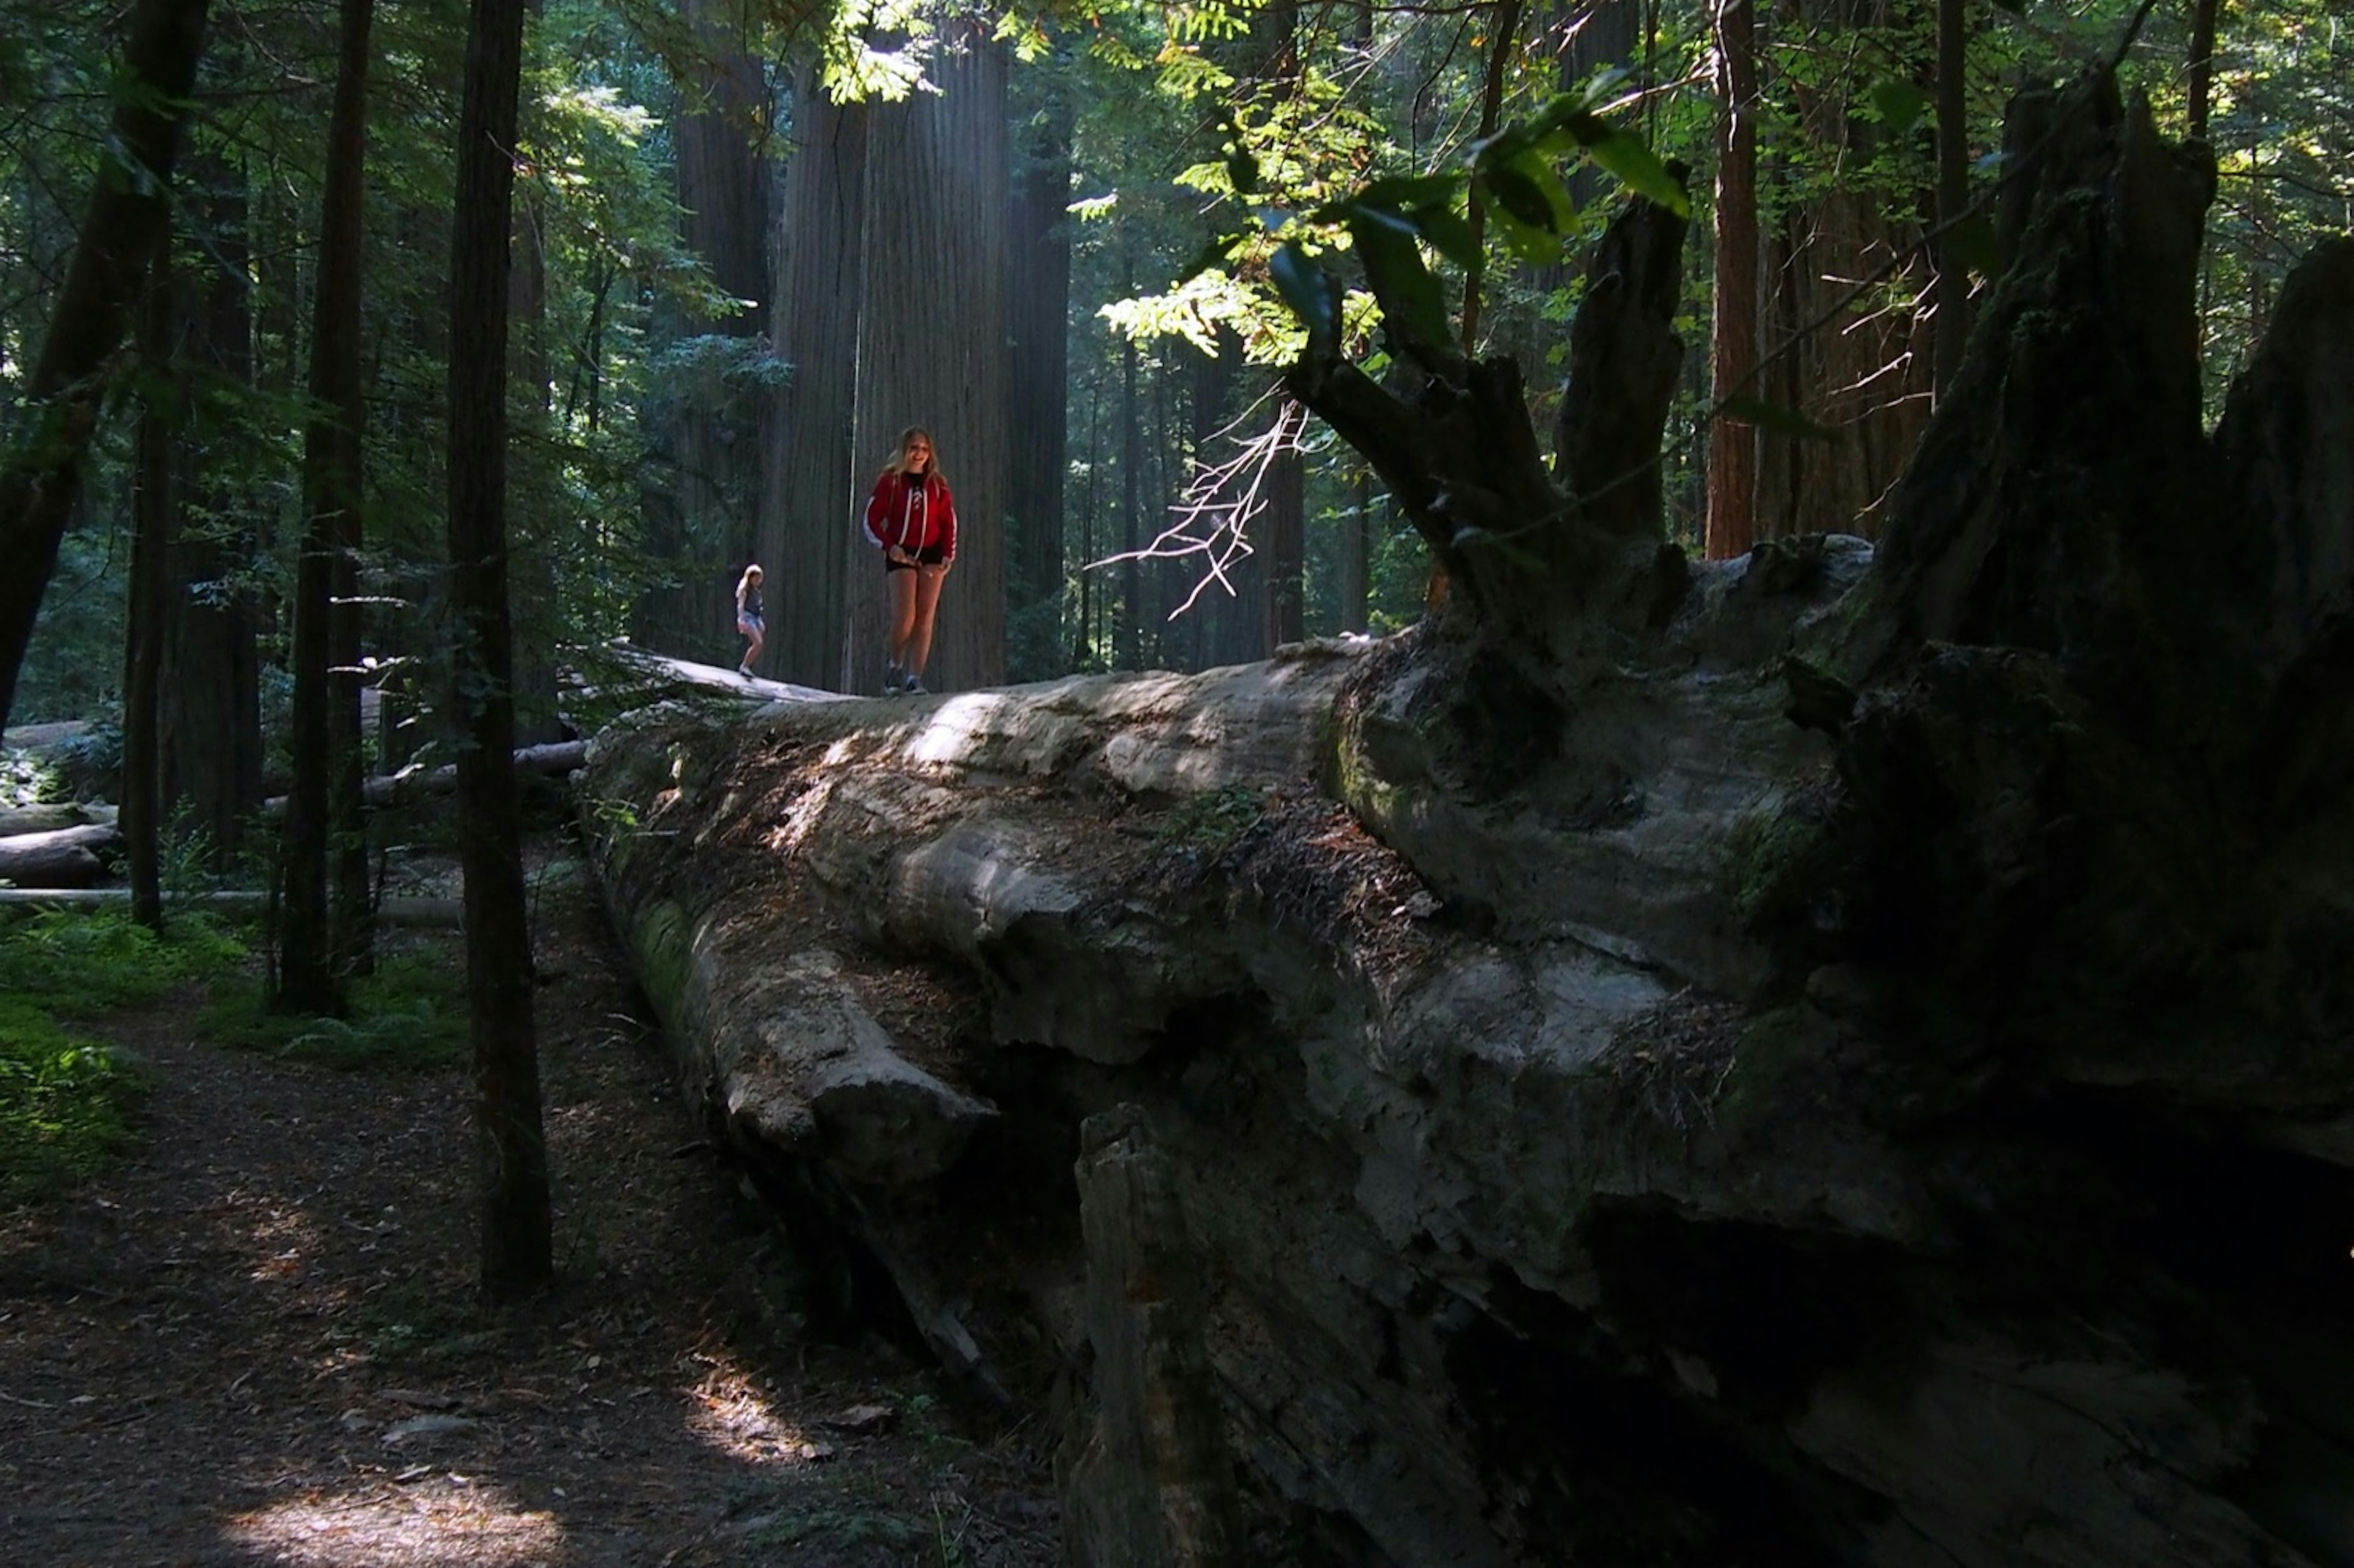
0 869 1059 1567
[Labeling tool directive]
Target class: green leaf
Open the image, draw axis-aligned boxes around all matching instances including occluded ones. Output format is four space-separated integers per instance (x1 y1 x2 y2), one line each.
1718 395 1842 444
1177 230 1243 285
1481 156 1567 236
1870 79 1932 139
1347 212 1450 348
1580 129 1690 218
1226 140 1260 199
1269 241 1339 349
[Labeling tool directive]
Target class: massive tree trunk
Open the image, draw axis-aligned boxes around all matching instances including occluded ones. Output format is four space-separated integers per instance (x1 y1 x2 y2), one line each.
763 68 868 690
584 70 2354 1568
847 21 1011 693
0 0 211 736
449 0 551 1297
669 0 772 665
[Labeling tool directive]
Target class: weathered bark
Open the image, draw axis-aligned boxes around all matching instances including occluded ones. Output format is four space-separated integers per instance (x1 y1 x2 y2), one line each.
449 0 551 1296
847 23 1011 693
0 0 211 736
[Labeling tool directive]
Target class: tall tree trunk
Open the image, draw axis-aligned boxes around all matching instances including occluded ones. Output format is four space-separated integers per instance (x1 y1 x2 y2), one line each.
0 0 211 735
280 0 375 1012
1704 0 1759 560
671 0 772 666
124 262 178 929
164 154 264 867
1266 399 1305 647
1931 0 1970 397
1005 70 1072 679
764 68 867 689
1755 0 1933 542
450 0 551 1298
2185 0 2221 142
1341 466 1371 634
1118 257 1141 669
848 22 1010 693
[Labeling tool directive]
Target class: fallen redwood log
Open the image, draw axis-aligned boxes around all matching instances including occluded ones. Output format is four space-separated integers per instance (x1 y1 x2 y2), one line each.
259 740 588 817
0 821 118 888
0 801 114 837
581 71 2354 1568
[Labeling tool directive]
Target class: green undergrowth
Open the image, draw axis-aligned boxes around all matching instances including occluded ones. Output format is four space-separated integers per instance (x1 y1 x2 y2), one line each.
0 999 151 1203
200 951 470 1073
0 907 239 1203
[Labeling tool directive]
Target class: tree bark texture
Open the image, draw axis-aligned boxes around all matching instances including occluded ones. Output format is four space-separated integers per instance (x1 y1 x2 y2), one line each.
764 68 868 690
449 0 552 1298
0 0 211 736
670 0 772 664
279 0 375 1011
1704 0 1759 560
1005 75 1073 679
847 22 1011 695
584 68 2354 1568
1754 0 1933 541
162 154 264 867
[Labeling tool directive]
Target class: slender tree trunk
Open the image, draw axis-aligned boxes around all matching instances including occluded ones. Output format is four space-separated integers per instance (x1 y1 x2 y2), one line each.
1118 257 1141 669
1931 0 1970 398
1267 399 1305 647
766 68 867 689
2185 0 2221 142
1460 0 1523 354
1341 467 1371 634
1704 0 1759 560
124 265 177 929
0 0 211 735
450 0 551 1298
280 0 375 1012
1005 72 1073 679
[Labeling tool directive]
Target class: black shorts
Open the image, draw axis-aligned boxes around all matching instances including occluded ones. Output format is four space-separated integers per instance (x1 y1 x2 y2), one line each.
885 545 947 573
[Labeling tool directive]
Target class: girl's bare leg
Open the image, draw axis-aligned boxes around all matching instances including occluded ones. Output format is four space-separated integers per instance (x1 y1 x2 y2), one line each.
886 568 920 671
907 566 947 679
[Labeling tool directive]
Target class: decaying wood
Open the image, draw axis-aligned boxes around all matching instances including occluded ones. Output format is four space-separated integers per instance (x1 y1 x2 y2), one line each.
582 70 2354 1568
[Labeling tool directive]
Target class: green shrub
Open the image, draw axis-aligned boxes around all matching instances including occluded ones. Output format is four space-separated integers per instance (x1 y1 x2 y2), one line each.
200 951 470 1073
0 908 247 1016
0 1000 148 1202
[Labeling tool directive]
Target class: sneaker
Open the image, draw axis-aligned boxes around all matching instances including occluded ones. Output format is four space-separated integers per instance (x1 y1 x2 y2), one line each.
902 674 926 696
738 663 753 679
882 663 901 696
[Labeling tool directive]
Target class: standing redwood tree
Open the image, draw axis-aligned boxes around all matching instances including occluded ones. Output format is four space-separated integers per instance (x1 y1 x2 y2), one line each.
279 0 376 1014
449 0 552 1296
1704 0 1759 560
0 0 211 734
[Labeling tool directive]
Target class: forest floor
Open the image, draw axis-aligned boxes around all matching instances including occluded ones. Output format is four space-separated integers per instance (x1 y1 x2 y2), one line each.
0 842 1063 1567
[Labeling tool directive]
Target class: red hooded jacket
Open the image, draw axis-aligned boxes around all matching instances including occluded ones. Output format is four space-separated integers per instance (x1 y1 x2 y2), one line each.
861 470 957 562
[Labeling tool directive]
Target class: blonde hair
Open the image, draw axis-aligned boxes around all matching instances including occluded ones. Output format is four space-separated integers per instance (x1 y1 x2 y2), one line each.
885 425 941 480
737 563 763 593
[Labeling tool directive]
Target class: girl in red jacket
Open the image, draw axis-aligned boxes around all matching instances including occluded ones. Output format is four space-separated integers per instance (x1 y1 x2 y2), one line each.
861 425 956 695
